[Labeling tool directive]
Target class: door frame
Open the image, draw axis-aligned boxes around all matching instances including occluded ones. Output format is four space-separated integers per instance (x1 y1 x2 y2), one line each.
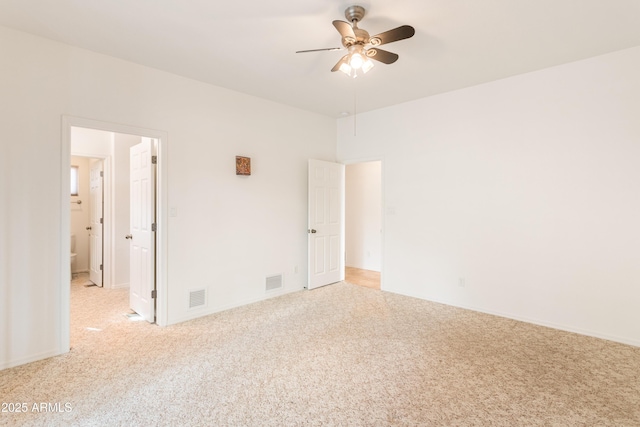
340 156 385 290
60 116 169 349
88 158 104 287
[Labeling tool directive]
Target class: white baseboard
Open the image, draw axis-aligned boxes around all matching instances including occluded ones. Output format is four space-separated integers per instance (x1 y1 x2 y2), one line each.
112 282 129 289
1 348 64 371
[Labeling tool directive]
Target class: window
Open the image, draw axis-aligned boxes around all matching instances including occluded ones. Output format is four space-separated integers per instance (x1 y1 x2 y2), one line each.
70 166 79 196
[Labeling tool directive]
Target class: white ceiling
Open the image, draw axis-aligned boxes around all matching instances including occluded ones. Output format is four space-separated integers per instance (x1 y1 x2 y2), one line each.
2 0 640 117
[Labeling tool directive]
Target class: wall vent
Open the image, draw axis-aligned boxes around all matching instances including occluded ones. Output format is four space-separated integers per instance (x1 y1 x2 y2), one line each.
266 274 283 292
189 289 206 309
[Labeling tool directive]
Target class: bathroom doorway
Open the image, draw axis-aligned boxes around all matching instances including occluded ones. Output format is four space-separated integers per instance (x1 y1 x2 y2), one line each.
70 155 104 287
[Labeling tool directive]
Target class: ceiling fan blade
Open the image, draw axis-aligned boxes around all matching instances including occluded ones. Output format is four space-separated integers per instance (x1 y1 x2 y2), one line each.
296 47 343 53
331 55 349 72
333 20 356 41
366 48 399 64
370 25 415 46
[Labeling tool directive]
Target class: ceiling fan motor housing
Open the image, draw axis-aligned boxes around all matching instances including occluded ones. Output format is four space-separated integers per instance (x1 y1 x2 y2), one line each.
353 28 370 44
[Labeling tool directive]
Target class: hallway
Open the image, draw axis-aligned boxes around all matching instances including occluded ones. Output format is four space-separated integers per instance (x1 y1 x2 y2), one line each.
344 267 380 290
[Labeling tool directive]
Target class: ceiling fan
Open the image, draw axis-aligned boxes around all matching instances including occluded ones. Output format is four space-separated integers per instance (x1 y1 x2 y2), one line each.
296 5 415 78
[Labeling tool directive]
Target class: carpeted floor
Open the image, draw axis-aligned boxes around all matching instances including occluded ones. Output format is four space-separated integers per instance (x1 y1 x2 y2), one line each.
1 274 640 426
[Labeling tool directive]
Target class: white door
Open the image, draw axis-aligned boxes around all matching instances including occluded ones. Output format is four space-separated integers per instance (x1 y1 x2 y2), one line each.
308 159 344 289
129 138 156 322
88 159 103 287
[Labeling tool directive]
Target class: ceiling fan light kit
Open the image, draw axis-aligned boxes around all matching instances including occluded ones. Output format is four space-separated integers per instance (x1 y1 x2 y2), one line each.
338 45 375 78
296 5 415 78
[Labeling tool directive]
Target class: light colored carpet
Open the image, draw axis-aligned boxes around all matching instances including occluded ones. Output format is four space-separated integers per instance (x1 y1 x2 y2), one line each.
1 274 640 426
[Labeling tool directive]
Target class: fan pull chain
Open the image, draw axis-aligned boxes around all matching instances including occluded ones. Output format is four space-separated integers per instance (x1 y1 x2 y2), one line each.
353 80 357 137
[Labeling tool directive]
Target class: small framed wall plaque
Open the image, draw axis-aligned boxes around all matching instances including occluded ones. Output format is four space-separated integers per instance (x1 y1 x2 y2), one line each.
236 156 251 176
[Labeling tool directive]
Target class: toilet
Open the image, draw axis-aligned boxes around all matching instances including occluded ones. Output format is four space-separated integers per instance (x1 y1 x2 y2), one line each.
70 233 77 277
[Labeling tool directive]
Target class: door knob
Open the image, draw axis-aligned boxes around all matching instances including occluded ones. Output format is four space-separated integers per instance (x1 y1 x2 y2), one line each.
86 226 92 230
308 229 317 234
125 234 132 240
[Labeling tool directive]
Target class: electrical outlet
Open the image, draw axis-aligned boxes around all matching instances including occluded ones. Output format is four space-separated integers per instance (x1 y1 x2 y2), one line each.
459 277 466 287
294 265 298 274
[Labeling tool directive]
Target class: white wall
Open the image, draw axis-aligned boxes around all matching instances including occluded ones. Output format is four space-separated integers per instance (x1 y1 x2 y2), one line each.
71 127 112 157
338 46 640 347
345 162 381 271
70 156 90 272
0 25 336 369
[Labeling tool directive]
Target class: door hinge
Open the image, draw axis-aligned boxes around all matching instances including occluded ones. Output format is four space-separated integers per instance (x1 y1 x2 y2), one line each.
151 223 157 232
151 290 157 299
100 218 103 224
99 264 103 271
151 155 157 165
100 171 104 178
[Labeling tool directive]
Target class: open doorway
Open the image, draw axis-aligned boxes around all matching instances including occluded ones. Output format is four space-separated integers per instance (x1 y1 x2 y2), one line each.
60 116 168 354
344 160 382 290
70 155 105 287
